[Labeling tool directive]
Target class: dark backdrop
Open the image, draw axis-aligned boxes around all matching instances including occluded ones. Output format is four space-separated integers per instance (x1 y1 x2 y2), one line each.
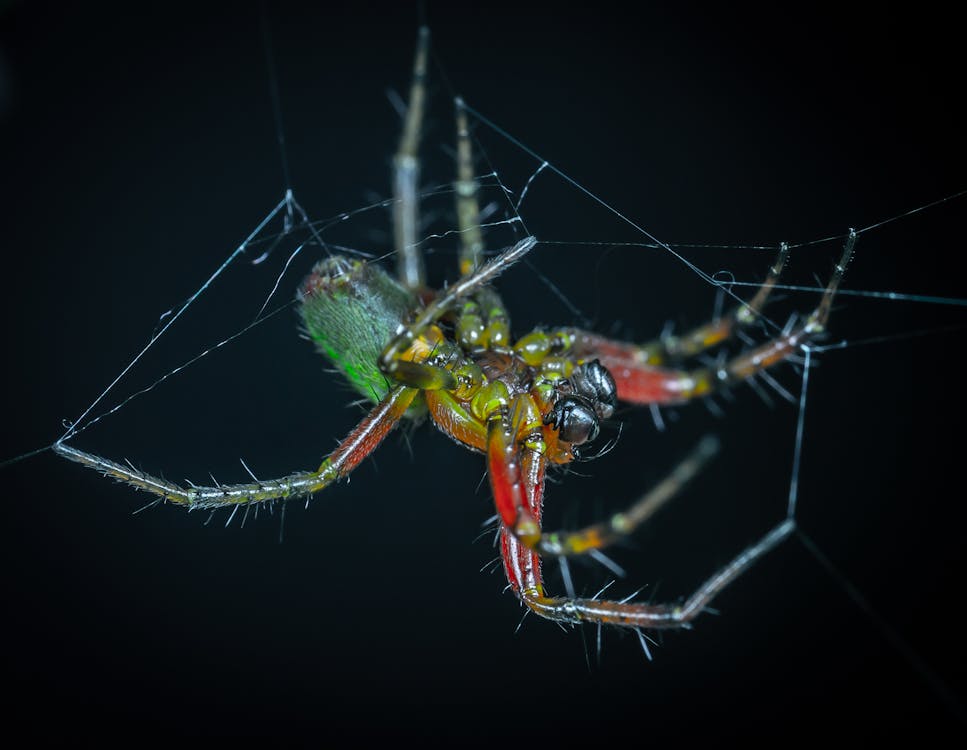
2 1 964 741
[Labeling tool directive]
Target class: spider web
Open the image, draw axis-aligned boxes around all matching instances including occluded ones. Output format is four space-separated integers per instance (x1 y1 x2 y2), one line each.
2 1 965 740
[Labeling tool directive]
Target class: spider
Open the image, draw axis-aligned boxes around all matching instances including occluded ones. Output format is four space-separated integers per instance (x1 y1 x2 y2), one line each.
54 27 854 634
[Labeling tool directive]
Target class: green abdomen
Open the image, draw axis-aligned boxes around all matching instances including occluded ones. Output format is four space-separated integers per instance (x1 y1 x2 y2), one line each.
299 256 418 404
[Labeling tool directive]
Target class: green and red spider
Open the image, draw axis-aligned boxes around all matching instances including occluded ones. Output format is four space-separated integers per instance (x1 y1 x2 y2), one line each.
55 28 853 635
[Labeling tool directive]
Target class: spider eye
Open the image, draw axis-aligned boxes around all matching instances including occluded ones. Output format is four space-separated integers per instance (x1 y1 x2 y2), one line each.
570 359 617 419
545 397 600 445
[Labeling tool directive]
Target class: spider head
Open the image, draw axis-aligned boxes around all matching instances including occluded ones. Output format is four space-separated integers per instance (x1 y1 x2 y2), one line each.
544 359 617 452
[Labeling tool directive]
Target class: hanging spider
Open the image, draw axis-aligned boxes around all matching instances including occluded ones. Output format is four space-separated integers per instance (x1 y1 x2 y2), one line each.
54 27 854 634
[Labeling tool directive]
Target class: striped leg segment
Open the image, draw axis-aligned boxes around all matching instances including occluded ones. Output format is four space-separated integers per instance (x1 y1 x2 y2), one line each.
393 26 430 292
571 231 855 405
510 516 795 629
454 97 486 277
55 386 417 510
637 243 790 366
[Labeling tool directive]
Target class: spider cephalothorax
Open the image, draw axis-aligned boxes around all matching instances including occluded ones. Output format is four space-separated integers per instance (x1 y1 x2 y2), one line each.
54 26 855 633
298 249 616 464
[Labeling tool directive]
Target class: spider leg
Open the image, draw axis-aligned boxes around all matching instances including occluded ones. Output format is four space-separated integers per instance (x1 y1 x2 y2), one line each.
54 386 417 510
393 26 429 293
569 230 855 405
450 97 514 351
487 397 721 557
535 436 719 557
455 285 512 351
495 416 793 629
511 517 795 629
636 243 790 366
454 98 485 277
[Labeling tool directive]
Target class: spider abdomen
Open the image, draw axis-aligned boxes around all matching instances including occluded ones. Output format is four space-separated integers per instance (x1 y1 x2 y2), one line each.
299 256 418 403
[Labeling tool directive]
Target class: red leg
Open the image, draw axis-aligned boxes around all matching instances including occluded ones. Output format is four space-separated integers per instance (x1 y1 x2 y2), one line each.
55 386 418 509
631 242 791 367
487 394 794 630
496 432 794 630
570 231 855 406
499 442 546 603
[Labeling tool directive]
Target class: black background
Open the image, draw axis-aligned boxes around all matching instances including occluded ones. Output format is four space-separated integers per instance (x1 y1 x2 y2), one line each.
2 1 965 742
